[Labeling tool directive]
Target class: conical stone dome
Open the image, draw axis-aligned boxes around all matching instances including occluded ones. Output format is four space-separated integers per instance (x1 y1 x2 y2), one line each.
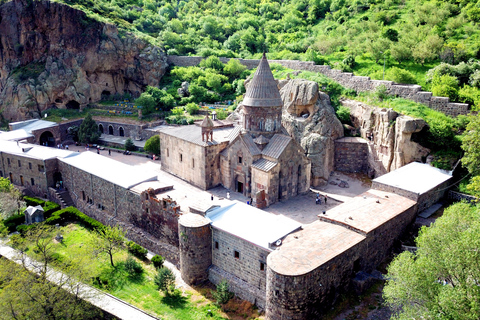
243 53 283 107
200 115 214 128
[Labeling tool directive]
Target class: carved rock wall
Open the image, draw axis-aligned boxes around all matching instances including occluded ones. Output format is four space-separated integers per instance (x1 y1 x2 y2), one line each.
0 0 167 121
342 99 430 177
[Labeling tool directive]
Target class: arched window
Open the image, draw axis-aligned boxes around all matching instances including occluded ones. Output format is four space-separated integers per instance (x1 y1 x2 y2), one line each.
108 125 114 135
119 127 125 137
98 124 104 134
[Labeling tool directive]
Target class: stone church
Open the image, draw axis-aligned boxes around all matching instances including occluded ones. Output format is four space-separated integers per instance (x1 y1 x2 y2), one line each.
159 54 311 207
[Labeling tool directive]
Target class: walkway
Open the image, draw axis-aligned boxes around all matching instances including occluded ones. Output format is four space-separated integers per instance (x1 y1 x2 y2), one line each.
0 241 160 320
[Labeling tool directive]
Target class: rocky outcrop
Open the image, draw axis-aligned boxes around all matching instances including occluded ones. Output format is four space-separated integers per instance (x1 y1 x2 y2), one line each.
0 0 167 121
280 79 344 186
342 99 430 176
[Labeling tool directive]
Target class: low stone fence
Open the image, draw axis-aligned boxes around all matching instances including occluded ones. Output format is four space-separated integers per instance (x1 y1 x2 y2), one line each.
448 190 478 203
167 56 470 117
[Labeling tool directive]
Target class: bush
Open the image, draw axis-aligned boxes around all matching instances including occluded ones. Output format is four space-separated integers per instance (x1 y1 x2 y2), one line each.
385 67 417 84
151 255 165 269
45 207 104 231
16 224 37 235
336 105 351 124
154 267 176 295
23 196 45 207
375 84 388 101
185 103 200 115
144 135 160 156
125 256 144 276
431 72 459 100
43 201 61 219
212 279 234 305
216 109 228 120
4 214 25 233
126 241 148 260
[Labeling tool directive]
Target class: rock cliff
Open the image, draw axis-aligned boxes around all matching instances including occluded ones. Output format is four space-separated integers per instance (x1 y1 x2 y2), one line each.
342 99 430 176
279 79 344 186
0 0 167 121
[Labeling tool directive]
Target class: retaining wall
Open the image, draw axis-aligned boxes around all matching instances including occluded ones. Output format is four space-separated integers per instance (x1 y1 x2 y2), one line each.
167 56 470 117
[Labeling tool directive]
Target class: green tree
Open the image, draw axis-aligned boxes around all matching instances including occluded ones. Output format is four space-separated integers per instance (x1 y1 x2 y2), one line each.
135 93 157 114
144 135 160 156
185 102 200 115
199 56 224 71
461 115 480 196
0 177 25 220
385 67 417 84
154 267 176 296
78 114 100 144
383 202 480 320
124 138 136 152
91 225 125 267
212 279 234 305
431 72 459 100
223 58 247 78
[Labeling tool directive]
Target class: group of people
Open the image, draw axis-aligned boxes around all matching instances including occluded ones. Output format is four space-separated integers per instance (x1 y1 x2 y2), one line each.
315 193 328 205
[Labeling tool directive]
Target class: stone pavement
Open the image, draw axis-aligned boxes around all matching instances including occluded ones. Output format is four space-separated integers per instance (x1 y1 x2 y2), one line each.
0 241 160 320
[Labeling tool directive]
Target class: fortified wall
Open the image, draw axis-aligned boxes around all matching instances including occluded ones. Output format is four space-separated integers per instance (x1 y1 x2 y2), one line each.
167 56 470 117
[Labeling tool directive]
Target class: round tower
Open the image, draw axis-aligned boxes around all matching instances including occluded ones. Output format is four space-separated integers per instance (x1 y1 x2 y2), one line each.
242 53 283 138
178 213 212 285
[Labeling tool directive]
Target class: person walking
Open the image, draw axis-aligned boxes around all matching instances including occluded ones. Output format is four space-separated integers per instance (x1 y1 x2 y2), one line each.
325 195 328 204
108 149 111 156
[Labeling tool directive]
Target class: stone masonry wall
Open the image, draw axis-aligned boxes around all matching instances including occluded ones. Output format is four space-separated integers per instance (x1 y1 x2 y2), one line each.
334 137 369 174
265 239 365 319
211 228 269 308
167 56 470 117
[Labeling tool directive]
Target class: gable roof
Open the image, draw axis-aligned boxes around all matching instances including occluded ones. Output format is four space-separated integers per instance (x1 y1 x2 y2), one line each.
158 125 238 146
262 134 291 159
241 134 262 156
25 205 44 216
252 158 277 172
243 53 283 107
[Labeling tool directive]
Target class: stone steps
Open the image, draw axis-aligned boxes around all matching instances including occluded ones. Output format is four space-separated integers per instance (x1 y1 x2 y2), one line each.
55 190 74 208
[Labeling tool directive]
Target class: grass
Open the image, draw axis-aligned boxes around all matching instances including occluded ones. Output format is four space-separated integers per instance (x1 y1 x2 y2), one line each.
10 223 262 320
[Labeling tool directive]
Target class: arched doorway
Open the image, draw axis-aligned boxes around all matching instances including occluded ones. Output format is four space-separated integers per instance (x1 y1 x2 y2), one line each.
235 175 244 194
39 131 55 146
108 125 114 135
53 172 63 189
66 100 80 109
119 127 124 137
98 124 104 134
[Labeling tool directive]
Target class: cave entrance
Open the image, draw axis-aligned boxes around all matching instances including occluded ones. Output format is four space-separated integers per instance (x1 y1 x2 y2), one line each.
66 100 80 110
101 90 111 100
39 131 55 147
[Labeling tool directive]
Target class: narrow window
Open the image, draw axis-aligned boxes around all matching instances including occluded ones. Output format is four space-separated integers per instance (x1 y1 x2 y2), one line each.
192 158 195 168
238 156 242 164
215 241 219 249
29 162 32 170
167 149 169 157
180 154 183 162
31 178 35 186
20 175 24 186
234 251 240 259
82 191 86 201
38 164 44 172
18 160 21 167
146 208 149 214
7 158 10 166
260 262 265 271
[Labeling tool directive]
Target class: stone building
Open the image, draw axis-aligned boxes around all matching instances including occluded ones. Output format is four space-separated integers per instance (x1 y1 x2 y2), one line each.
160 54 311 207
25 205 45 224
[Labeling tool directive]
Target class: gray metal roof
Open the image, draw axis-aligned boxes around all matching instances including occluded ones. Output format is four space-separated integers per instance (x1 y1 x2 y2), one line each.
158 125 237 146
262 134 291 159
252 158 277 172
241 134 262 156
25 205 44 216
9 119 57 132
243 53 283 107
253 135 270 145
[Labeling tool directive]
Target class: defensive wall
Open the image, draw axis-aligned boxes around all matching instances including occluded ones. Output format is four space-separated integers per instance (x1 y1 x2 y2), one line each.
167 55 470 117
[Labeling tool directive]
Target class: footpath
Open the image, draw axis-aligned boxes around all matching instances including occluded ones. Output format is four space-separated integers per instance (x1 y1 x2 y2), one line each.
0 241 160 320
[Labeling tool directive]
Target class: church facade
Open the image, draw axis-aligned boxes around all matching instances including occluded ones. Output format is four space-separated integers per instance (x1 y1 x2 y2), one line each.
160 54 311 207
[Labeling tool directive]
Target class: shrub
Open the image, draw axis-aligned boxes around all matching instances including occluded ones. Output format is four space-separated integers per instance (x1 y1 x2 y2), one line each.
144 135 160 156
336 105 351 124
16 224 37 235
45 207 104 231
385 67 417 84
126 241 148 260
154 267 176 295
216 109 228 120
43 201 61 219
125 256 144 276
185 103 200 115
23 196 45 207
375 84 388 101
212 279 234 305
151 255 165 269
431 71 459 100
4 214 25 233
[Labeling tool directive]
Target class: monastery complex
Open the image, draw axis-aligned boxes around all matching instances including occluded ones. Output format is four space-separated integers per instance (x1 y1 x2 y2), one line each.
0 56 454 319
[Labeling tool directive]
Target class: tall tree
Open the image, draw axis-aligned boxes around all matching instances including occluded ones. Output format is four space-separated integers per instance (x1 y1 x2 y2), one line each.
383 202 480 319
78 114 100 144
91 225 125 267
0 177 25 220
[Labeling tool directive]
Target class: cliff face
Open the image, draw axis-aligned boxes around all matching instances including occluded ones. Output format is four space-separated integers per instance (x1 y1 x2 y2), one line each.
0 0 167 121
341 99 430 176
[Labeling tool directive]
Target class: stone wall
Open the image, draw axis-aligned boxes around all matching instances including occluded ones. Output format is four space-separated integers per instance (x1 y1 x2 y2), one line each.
448 190 478 203
211 227 269 308
334 137 369 174
167 56 470 117
0 152 57 197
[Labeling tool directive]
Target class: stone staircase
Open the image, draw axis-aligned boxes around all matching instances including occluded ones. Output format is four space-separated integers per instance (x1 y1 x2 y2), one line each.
55 189 74 208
